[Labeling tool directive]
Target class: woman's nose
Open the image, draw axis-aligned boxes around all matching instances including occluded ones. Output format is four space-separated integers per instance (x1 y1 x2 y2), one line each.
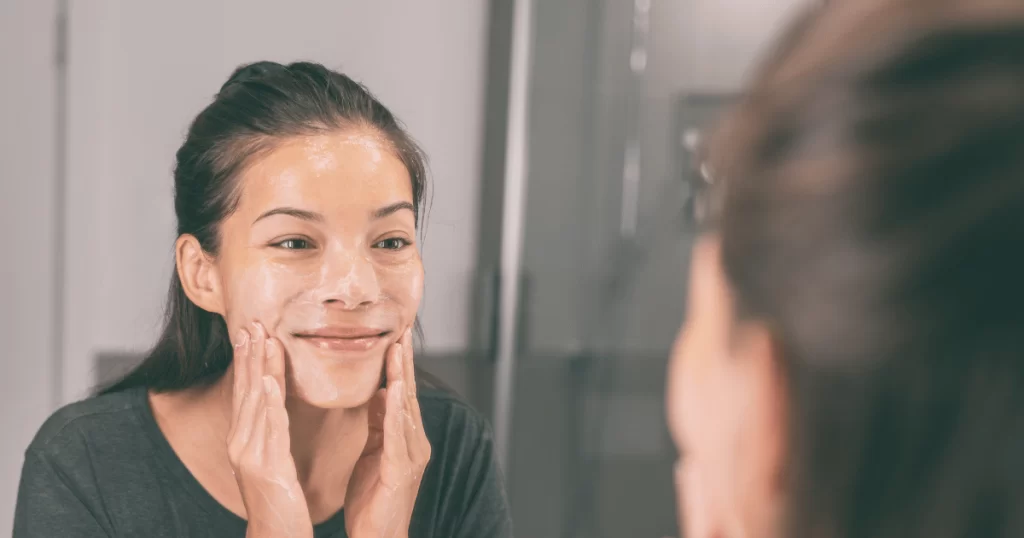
318 249 381 309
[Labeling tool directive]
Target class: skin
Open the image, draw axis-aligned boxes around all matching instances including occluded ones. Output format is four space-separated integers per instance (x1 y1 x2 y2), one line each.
666 237 788 538
150 130 431 538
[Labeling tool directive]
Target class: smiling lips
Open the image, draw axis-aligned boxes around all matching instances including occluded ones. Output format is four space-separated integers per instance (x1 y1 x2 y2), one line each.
292 326 391 352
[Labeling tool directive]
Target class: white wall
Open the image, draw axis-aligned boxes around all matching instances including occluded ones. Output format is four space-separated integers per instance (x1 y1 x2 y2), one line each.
0 1 59 533
63 0 491 403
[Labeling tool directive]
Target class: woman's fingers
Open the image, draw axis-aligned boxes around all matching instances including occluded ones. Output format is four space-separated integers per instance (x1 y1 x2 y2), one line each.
383 376 411 470
264 375 291 466
400 331 422 425
231 328 251 417
363 388 387 456
386 340 403 392
400 329 415 395
399 330 429 467
229 323 273 464
401 331 420 417
246 407 269 464
368 386 387 433
249 322 267 394
383 343 411 466
264 373 285 408
243 370 273 466
229 371 264 459
265 336 286 400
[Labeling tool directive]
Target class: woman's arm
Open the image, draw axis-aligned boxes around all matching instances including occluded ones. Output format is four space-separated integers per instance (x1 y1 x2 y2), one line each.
14 449 111 538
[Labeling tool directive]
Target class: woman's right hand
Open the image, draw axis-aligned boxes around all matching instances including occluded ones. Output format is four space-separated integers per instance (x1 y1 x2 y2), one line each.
228 322 313 538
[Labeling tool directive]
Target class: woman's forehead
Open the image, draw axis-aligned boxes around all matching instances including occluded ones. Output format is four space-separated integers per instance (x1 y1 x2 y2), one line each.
237 133 413 214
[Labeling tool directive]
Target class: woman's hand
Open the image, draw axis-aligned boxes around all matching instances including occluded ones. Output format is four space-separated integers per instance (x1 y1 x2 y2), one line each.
228 322 313 538
345 329 432 538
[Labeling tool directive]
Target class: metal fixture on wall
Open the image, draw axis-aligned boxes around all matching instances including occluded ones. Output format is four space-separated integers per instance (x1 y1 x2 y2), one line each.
677 93 738 224
619 0 651 239
492 0 536 471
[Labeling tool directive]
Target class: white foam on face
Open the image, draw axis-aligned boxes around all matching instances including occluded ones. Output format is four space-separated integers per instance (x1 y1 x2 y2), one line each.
302 132 386 178
302 136 336 176
310 240 383 308
219 130 422 410
348 133 384 166
229 261 343 403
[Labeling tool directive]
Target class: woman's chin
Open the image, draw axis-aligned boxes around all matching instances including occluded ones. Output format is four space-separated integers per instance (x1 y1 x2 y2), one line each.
285 352 385 409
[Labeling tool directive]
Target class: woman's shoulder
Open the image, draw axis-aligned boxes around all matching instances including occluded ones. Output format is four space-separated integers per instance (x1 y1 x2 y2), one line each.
26 388 146 459
417 389 496 447
412 388 513 535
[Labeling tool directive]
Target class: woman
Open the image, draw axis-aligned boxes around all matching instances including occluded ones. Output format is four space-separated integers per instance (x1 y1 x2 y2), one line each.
15 62 512 538
667 1 1024 537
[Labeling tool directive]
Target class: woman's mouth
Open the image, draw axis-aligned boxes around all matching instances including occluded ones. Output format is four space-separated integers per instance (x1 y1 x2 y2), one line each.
291 327 392 353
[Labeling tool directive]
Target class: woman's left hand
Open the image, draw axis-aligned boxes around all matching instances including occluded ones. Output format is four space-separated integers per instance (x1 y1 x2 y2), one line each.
346 329 432 538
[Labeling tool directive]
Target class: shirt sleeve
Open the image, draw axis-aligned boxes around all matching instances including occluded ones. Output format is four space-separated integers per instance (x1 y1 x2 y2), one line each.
447 418 514 538
14 449 112 538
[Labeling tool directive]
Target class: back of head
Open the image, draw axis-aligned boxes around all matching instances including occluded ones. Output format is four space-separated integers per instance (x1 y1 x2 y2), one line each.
709 1 1024 536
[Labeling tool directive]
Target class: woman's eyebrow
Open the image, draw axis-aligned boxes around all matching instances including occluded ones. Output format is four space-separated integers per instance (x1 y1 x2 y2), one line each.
373 201 415 219
252 207 324 225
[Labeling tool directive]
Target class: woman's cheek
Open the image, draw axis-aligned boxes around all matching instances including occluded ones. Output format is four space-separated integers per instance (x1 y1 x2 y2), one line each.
224 262 302 337
377 255 424 323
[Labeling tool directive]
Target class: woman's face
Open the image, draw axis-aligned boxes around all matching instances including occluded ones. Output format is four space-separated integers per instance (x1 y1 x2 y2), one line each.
666 237 786 538
213 130 423 409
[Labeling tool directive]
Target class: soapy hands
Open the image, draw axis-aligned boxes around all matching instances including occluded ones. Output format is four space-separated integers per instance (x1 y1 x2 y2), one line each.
227 323 429 538
345 329 432 538
229 322 313 538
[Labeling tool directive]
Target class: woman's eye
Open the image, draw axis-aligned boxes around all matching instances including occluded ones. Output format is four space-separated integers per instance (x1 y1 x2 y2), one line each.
274 238 312 250
375 238 410 250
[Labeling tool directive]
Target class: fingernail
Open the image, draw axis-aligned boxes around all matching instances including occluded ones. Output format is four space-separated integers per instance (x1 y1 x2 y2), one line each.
394 345 404 373
235 329 249 349
263 375 275 395
251 321 263 337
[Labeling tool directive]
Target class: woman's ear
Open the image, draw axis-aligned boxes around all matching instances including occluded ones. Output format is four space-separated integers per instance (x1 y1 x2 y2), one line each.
176 234 225 315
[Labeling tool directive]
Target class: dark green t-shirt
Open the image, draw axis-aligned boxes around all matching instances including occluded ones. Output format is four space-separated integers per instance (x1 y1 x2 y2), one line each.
14 387 513 538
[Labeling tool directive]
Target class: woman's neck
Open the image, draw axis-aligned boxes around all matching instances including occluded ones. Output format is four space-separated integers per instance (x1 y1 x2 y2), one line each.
284 393 369 487
207 369 369 517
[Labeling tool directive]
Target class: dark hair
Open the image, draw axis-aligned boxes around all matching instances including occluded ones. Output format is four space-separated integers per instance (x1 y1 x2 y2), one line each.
102 61 432 394
708 2 1024 537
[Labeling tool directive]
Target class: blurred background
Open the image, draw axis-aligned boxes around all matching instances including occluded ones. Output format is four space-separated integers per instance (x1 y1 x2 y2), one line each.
1 0 807 535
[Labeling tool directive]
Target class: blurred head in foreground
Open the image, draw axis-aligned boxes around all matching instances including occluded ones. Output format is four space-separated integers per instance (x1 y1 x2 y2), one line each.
667 1 1024 537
